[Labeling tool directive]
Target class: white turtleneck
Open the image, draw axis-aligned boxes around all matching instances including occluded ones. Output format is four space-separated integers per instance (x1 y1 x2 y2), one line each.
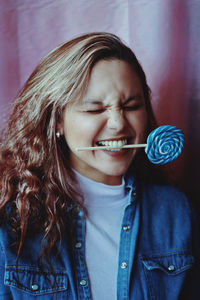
74 171 129 300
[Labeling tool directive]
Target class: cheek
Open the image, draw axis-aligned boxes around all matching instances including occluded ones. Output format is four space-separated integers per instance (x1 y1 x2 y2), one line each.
129 110 148 132
139 112 148 132
63 114 102 146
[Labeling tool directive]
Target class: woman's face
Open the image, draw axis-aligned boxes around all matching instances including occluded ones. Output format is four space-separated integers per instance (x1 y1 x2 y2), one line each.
60 59 148 185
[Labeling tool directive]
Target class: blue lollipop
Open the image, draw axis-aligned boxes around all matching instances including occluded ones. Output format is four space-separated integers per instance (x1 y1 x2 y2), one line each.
76 125 184 165
145 125 184 165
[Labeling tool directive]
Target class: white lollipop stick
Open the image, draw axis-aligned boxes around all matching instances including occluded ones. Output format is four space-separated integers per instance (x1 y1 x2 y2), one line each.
76 144 147 151
75 125 185 165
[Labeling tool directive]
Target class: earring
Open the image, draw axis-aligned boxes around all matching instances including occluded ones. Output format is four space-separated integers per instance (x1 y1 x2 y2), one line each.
56 132 61 138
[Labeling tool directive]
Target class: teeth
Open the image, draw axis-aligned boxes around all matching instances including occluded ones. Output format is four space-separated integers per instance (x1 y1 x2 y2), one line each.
98 139 127 149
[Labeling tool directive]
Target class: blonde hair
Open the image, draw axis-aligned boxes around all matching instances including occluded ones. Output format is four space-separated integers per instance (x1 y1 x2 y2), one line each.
9 32 153 146
0 32 157 267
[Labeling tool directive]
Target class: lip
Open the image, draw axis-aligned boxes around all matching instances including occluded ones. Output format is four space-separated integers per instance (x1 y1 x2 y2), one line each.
95 136 134 156
103 147 132 157
96 136 132 144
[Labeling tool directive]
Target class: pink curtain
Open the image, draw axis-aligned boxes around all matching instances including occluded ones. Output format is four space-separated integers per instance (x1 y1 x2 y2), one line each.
0 0 199 206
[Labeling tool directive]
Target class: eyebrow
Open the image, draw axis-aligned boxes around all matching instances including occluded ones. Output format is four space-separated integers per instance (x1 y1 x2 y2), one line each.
83 99 103 105
123 94 143 104
83 94 143 105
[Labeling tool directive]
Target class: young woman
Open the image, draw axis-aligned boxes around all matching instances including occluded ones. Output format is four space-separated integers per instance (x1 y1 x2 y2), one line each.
0 32 199 299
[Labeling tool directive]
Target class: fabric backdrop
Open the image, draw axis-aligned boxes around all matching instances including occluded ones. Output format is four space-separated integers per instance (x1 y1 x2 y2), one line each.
0 0 199 208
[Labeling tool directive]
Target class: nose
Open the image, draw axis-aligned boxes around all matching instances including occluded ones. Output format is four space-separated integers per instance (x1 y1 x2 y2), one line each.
107 108 126 131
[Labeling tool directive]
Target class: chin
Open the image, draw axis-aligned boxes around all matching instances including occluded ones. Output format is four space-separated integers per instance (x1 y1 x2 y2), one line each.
102 167 129 177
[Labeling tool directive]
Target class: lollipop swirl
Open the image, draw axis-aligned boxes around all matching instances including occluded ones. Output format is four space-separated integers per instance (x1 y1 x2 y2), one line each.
145 125 184 165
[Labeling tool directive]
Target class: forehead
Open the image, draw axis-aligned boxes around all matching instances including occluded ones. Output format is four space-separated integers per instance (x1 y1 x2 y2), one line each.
81 59 143 102
89 58 138 81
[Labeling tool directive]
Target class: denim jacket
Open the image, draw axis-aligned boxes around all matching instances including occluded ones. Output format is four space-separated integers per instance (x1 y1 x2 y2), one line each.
0 176 199 299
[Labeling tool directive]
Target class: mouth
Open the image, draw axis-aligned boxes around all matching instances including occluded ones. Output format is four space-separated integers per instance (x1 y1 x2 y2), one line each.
96 138 130 151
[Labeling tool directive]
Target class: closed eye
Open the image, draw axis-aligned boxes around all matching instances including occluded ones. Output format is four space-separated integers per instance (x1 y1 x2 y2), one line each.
85 109 105 113
123 104 143 111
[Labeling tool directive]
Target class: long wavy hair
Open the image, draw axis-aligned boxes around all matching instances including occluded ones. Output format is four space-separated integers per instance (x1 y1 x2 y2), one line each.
0 32 159 262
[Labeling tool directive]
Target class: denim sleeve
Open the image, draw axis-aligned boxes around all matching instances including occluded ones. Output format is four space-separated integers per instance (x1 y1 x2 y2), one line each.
0 245 12 298
140 184 200 299
180 202 200 299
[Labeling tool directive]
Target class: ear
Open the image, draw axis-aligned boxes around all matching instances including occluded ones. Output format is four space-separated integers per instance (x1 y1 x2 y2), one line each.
56 122 64 136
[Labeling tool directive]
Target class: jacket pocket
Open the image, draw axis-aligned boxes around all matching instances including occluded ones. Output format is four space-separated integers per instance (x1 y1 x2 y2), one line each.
4 265 68 296
140 252 194 300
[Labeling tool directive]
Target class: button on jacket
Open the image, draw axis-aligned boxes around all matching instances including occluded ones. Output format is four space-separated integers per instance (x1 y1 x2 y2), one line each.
0 176 199 299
